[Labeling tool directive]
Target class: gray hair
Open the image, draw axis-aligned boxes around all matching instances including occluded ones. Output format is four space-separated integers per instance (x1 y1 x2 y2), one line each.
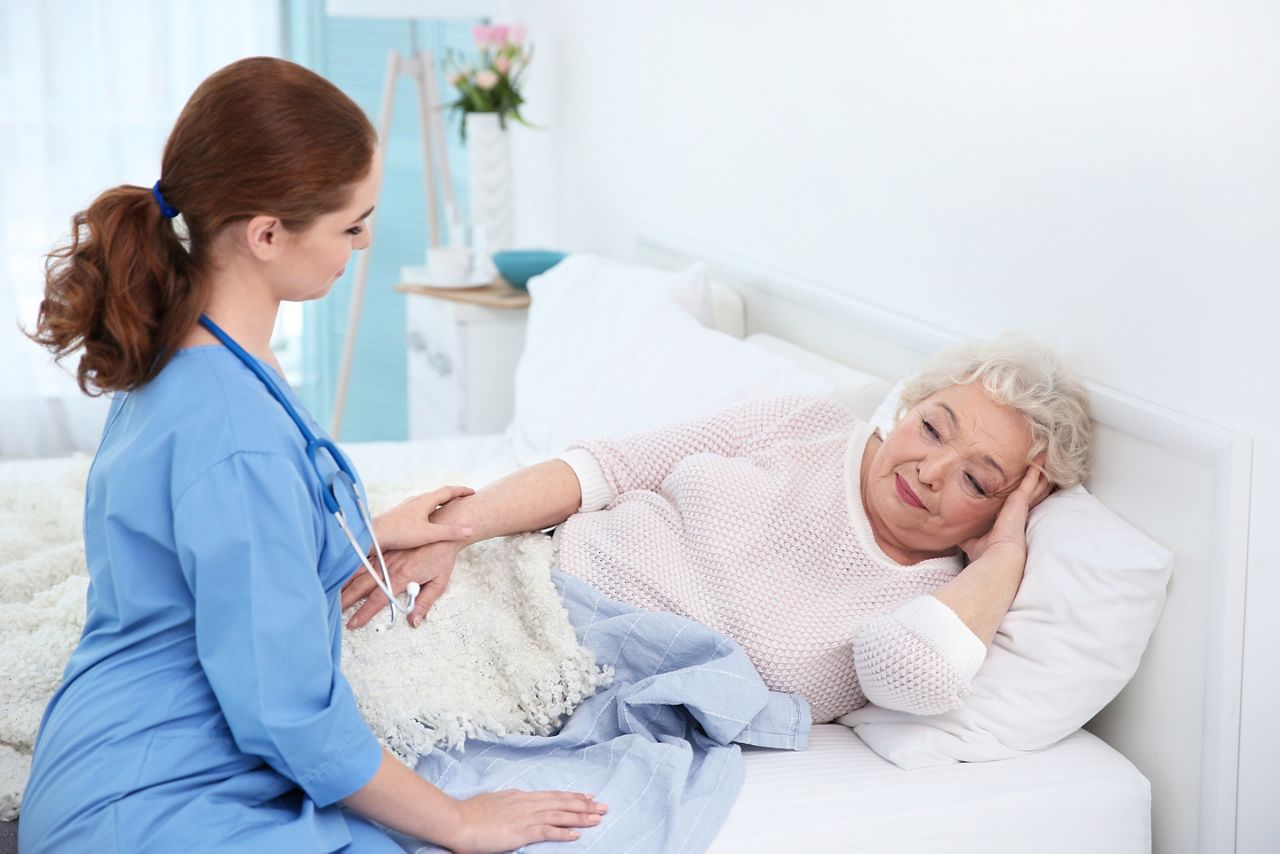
897 335 1093 488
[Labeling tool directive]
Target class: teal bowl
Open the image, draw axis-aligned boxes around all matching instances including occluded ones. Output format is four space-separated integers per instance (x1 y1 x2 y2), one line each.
493 250 567 291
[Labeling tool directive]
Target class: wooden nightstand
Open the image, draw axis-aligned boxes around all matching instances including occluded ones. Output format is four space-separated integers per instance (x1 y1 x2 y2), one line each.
396 281 531 439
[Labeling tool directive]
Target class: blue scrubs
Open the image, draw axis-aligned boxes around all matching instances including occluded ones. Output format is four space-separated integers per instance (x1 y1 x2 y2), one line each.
19 346 400 852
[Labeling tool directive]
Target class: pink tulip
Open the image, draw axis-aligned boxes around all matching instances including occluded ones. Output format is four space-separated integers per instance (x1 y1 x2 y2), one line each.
472 24 493 48
490 25 510 45
494 55 512 75
475 70 499 90
509 23 528 45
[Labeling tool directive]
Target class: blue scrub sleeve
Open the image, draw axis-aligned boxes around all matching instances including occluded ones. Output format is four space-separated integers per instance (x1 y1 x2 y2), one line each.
173 451 384 807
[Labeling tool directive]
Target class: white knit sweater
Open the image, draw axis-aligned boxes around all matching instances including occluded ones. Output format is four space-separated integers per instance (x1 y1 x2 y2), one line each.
554 396 988 723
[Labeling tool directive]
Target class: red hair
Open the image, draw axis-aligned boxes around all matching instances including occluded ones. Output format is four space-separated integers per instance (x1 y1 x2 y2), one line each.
28 56 377 394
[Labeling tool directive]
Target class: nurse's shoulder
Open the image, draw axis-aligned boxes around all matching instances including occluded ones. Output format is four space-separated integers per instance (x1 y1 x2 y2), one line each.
141 344 310 472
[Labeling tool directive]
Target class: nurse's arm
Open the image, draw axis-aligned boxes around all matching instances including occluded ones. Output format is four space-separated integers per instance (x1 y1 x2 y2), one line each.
344 750 606 851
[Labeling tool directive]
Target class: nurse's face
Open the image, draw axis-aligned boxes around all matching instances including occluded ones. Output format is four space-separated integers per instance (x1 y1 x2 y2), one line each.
276 150 382 302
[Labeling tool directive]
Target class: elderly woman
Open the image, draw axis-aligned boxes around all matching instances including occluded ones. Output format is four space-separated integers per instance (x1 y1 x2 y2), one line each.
343 337 1091 723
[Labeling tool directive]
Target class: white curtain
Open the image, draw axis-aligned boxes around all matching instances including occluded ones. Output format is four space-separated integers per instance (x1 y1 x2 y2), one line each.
0 0 282 460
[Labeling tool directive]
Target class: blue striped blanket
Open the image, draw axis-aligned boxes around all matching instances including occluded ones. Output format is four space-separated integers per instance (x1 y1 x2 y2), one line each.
394 570 811 853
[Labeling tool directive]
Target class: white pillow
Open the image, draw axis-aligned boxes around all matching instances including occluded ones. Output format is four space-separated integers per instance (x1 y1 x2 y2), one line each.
745 334 892 422
867 378 907 435
840 382 1174 767
507 255 833 464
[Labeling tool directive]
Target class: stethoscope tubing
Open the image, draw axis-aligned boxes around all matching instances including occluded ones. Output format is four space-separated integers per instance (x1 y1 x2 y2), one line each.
198 314 417 626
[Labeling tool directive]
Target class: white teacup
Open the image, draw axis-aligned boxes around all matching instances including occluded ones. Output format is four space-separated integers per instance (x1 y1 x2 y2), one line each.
426 246 473 283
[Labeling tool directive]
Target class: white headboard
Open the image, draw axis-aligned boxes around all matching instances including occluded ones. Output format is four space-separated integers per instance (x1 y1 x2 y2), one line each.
634 226 1252 854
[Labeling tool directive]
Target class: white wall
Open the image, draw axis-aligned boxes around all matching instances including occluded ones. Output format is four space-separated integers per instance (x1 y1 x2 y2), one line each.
507 1 1279 849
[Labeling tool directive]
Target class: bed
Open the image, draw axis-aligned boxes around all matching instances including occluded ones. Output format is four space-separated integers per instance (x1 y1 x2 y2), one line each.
628 229 1249 853
365 231 1247 852
344 431 1155 854
0 235 1249 852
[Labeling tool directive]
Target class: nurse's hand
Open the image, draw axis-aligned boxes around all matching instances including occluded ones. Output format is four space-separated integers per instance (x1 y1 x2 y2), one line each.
342 539 461 629
370 485 476 551
444 790 609 853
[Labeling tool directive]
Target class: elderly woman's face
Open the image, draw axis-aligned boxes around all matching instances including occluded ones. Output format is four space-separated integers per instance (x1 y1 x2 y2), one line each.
863 382 1036 562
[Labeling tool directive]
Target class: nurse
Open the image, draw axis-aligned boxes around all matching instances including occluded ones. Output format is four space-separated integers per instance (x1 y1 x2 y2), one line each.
20 57 605 853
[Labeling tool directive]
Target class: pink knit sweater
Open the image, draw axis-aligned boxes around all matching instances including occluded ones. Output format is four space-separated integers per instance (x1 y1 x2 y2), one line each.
554 396 988 723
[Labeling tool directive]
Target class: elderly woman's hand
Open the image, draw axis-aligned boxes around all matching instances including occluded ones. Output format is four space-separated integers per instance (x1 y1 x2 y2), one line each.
959 459 1053 565
342 539 463 629
369 485 475 552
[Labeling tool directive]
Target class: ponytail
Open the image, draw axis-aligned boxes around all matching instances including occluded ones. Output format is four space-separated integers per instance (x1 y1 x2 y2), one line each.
29 184 206 394
25 56 376 396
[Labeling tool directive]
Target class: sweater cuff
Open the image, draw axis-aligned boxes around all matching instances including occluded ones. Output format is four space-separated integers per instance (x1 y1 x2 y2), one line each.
896 595 987 684
559 448 616 512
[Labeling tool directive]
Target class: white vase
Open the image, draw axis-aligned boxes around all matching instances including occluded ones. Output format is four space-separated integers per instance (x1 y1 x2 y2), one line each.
465 112 514 274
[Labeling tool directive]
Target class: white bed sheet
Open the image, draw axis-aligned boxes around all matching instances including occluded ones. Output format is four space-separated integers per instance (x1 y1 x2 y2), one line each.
712 724 1150 853
345 434 1152 853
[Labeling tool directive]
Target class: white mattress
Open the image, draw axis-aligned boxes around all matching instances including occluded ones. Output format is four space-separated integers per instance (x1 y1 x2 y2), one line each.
712 724 1150 853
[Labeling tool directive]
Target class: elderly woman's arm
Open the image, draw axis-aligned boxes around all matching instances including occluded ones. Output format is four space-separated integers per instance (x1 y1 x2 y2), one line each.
343 396 847 628
428 396 844 541
403 397 829 546
428 459 585 545
850 598 988 716
850 466 1047 716
846 546 1023 716
928 547 1025 646
934 464 1050 643
342 459 583 627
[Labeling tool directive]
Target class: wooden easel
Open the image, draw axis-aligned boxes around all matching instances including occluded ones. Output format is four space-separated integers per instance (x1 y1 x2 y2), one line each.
331 25 457 438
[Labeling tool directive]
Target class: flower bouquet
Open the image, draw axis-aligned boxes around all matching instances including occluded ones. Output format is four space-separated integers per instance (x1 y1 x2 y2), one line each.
446 23 534 140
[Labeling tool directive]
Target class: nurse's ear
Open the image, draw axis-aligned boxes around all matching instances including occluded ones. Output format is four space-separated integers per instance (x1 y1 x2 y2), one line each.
242 214 286 262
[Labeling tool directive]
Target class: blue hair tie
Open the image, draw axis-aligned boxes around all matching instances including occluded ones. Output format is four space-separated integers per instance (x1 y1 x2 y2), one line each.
151 181 179 219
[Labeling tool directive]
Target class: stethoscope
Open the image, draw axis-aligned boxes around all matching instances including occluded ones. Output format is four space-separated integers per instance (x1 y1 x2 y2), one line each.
199 314 418 626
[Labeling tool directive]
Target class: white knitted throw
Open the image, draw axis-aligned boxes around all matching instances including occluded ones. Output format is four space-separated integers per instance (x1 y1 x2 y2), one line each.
0 456 608 821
